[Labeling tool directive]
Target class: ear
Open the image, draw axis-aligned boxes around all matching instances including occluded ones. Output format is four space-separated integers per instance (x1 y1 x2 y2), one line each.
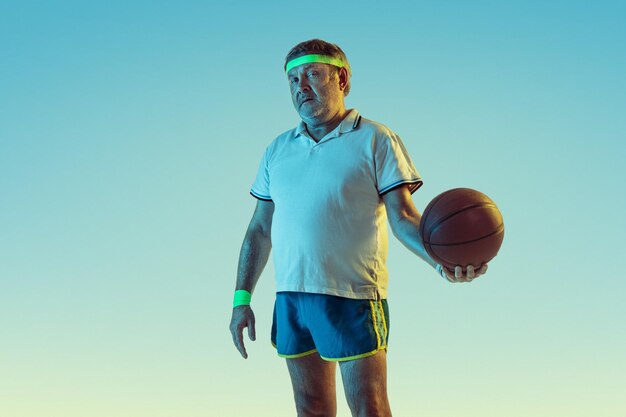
337 67 349 90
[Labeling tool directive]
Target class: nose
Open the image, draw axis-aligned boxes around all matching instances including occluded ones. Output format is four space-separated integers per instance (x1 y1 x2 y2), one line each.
296 77 311 93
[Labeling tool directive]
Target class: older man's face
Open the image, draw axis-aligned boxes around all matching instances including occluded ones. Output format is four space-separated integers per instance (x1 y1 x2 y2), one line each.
287 63 345 124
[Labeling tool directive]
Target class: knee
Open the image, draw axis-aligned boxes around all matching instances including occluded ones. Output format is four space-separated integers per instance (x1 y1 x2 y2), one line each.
345 387 391 417
349 399 391 417
293 390 336 417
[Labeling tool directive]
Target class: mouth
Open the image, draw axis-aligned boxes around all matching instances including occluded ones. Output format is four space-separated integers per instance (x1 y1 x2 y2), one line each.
298 97 314 107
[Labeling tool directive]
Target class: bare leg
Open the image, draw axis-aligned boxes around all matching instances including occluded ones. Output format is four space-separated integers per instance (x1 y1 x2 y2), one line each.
286 352 337 417
339 350 392 417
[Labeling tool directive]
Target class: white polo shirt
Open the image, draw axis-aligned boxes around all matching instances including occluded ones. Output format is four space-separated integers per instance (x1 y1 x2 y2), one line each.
251 109 422 300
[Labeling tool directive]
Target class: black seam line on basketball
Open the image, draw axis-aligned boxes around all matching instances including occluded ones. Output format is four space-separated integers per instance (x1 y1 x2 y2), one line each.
425 202 498 241
425 223 504 246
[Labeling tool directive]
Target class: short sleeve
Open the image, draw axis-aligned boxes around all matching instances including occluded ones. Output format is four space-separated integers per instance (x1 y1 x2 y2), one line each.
250 147 272 201
375 131 423 195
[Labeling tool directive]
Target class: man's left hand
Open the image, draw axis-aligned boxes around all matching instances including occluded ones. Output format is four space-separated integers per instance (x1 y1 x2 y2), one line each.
436 263 488 283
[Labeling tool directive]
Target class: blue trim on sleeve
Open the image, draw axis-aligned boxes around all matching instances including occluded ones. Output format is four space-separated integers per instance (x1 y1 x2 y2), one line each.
250 190 273 201
379 179 423 195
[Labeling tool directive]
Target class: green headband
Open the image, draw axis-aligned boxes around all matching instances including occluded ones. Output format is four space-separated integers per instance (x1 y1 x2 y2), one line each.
285 54 345 73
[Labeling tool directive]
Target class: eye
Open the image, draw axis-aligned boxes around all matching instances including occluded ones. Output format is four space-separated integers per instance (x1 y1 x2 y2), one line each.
307 71 318 78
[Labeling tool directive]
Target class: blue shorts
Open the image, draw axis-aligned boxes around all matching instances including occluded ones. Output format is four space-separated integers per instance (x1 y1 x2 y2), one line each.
271 292 390 362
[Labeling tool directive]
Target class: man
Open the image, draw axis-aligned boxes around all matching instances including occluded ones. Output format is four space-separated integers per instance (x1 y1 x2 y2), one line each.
229 39 488 417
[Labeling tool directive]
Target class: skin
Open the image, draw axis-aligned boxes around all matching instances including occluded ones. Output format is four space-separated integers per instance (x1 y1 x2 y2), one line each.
383 184 489 283
229 59 488 416
229 199 273 359
287 62 349 142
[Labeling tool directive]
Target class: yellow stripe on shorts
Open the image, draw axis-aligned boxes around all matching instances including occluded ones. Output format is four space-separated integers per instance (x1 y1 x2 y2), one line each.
369 300 388 350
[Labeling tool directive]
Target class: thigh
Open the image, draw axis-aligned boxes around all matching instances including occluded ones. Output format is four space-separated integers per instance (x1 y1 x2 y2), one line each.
339 350 392 417
272 292 317 358
286 352 337 417
305 295 390 361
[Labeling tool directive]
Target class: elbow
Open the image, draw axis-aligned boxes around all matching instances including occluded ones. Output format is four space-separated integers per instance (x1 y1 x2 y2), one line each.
388 219 403 240
247 223 272 246
389 214 419 243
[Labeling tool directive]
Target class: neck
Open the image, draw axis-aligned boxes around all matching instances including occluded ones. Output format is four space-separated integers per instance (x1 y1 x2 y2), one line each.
305 107 349 142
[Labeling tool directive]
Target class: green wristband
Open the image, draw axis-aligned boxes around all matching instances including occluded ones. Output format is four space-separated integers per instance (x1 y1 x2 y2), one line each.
233 290 252 307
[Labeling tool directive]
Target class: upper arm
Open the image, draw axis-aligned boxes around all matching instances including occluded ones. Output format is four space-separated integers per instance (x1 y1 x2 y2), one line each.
382 184 421 230
247 199 274 239
374 131 422 195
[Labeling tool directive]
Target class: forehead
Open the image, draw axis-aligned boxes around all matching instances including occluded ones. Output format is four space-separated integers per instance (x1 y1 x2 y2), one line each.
287 62 331 77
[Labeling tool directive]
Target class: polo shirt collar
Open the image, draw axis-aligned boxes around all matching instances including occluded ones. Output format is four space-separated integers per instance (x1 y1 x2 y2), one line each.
337 108 361 134
295 109 362 142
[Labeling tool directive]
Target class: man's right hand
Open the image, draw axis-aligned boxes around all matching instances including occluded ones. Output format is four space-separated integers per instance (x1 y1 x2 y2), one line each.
229 305 256 359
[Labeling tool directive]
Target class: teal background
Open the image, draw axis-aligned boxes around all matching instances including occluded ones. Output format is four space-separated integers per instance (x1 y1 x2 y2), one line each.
1 1 625 416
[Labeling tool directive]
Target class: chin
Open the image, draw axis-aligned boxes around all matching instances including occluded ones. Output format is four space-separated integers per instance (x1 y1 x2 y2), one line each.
299 110 323 121
298 107 328 121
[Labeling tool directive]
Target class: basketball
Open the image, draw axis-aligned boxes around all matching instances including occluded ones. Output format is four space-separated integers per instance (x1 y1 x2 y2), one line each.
419 188 504 271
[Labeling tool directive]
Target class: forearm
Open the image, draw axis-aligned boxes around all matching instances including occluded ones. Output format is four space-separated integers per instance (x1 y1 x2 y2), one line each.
391 215 438 270
235 228 272 294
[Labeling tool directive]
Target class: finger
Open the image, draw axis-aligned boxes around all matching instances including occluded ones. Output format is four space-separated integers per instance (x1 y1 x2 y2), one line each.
238 338 248 359
455 265 463 280
232 325 248 359
473 263 486 278
467 264 475 280
442 266 455 282
248 315 256 341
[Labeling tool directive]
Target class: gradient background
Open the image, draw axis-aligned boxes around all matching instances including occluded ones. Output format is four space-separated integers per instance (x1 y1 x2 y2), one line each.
1 1 625 416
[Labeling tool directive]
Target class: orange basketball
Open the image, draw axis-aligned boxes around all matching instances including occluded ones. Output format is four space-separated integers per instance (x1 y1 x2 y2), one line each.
419 188 504 271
